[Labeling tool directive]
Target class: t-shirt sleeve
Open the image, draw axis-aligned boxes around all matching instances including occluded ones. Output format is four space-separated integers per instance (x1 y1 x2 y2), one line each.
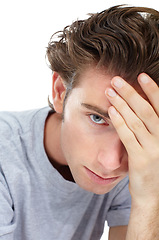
0 170 16 239
106 176 131 227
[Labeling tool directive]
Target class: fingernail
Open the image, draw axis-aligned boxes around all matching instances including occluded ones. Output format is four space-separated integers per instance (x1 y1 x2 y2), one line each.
139 74 150 84
113 77 124 88
107 88 117 97
109 106 118 116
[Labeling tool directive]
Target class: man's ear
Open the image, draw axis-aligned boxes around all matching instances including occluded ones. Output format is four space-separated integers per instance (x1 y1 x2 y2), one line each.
52 72 66 114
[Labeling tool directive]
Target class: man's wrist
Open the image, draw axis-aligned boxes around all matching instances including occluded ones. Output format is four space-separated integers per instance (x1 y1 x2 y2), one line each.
131 196 159 211
126 199 159 240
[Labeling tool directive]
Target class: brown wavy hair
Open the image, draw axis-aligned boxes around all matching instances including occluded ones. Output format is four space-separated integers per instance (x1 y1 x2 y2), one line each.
46 5 159 108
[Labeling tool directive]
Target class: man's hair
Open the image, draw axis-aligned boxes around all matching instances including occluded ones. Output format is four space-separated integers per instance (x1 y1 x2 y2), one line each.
46 5 159 108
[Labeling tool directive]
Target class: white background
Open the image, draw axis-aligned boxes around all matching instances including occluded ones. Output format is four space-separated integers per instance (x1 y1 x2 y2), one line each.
0 1 159 239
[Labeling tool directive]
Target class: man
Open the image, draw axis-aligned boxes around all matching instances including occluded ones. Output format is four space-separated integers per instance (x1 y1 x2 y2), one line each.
0 5 159 240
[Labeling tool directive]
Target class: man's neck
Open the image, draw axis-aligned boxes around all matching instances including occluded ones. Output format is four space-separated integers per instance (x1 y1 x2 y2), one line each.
44 111 74 182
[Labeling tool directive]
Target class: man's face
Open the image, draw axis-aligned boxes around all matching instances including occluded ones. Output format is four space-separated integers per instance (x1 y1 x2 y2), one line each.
60 67 128 194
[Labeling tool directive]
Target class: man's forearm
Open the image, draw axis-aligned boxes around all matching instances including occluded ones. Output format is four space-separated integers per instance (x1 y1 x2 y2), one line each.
126 201 159 240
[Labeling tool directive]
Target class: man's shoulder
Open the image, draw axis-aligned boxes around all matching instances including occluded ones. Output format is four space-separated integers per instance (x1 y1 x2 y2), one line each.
0 107 49 138
0 107 50 167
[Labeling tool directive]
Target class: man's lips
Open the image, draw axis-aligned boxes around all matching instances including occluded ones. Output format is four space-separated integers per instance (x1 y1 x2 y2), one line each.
88 168 116 179
85 167 119 185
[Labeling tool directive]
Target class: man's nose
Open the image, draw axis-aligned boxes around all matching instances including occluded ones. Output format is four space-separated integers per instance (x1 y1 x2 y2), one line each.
97 138 124 171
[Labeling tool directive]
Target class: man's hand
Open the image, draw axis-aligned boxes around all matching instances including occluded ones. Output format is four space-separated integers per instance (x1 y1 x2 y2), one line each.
106 73 159 203
105 73 159 239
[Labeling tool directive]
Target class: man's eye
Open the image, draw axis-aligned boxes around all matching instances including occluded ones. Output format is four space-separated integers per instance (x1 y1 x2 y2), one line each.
90 114 106 125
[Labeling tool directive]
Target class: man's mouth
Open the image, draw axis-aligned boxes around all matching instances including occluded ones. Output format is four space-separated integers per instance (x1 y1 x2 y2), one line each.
85 167 119 185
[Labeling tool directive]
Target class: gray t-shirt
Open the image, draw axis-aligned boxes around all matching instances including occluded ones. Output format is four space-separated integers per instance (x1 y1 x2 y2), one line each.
0 107 131 240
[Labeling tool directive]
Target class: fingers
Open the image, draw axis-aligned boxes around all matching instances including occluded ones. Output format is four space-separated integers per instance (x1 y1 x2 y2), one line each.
108 106 142 154
106 88 152 148
138 73 159 116
106 75 159 136
106 74 159 205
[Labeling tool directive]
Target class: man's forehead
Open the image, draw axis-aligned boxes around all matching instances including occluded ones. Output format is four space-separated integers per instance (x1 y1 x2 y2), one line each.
77 66 149 101
78 66 113 85
76 67 113 100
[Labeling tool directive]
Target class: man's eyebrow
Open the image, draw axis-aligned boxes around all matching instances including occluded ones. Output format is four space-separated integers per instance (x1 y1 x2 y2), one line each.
81 103 110 119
